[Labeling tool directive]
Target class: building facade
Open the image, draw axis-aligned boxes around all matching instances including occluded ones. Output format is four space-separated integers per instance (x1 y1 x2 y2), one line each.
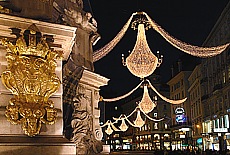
188 64 203 150
200 1 230 152
167 71 193 150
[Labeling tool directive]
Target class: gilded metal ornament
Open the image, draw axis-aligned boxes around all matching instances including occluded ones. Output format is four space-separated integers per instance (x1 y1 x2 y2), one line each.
1 28 62 137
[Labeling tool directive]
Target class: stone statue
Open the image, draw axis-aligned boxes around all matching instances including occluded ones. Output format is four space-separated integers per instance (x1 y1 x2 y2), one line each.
61 0 100 71
71 93 102 155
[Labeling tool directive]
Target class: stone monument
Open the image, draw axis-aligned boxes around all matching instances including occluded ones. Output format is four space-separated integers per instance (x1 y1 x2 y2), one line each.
0 0 108 154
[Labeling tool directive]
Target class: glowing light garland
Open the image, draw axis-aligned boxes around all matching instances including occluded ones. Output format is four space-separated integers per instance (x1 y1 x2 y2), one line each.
133 108 145 128
99 11 228 135
101 120 120 135
101 80 144 102
143 12 230 58
147 79 187 104
93 13 136 62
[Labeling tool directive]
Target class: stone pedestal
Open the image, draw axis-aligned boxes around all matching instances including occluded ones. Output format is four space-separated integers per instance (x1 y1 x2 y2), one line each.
78 69 109 141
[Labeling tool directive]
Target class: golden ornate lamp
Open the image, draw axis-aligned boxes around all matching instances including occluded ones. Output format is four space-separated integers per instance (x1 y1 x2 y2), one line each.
1 26 62 136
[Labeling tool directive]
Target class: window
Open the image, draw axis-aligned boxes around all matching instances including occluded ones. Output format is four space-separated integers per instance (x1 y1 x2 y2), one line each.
181 79 184 86
223 71 226 83
224 115 229 128
163 105 167 110
182 91 184 98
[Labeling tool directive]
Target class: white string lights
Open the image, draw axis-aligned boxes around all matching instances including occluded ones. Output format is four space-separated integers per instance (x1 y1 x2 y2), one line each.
133 107 145 128
143 12 230 58
93 12 229 62
101 103 165 134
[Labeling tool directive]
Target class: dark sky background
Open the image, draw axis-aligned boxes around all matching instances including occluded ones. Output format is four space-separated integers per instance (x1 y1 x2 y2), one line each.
84 0 229 99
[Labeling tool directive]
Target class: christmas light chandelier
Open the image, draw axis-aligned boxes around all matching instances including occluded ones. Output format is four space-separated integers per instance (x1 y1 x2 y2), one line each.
122 22 163 78
93 12 229 62
101 104 164 135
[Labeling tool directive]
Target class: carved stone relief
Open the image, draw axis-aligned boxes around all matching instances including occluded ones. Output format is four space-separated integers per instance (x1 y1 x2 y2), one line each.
71 85 102 154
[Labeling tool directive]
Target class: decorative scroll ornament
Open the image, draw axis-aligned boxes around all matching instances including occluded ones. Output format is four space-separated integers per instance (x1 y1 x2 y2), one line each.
123 23 162 78
1 28 62 137
139 85 156 114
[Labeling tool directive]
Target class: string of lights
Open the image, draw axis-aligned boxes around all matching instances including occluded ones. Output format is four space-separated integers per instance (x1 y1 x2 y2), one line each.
101 79 144 102
144 12 230 58
147 79 187 104
93 13 136 62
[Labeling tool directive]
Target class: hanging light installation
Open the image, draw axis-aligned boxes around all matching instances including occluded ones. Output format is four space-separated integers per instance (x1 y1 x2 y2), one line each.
119 116 129 132
133 107 145 128
101 120 120 135
93 12 229 62
101 79 187 105
139 85 156 114
122 21 163 78
105 122 113 135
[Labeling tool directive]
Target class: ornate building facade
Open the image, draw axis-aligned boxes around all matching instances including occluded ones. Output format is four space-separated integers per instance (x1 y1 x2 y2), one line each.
200 1 230 152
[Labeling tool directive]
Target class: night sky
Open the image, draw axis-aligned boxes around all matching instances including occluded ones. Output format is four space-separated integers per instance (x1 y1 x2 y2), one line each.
85 0 229 99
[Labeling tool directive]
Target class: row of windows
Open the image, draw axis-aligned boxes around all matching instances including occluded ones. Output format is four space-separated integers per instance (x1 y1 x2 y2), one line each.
190 87 200 101
171 91 185 100
139 123 169 132
136 133 170 141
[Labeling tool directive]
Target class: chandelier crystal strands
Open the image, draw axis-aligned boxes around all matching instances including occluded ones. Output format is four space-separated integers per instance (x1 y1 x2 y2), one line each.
99 11 229 135
101 79 186 105
139 85 157 114
122 22 163 78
